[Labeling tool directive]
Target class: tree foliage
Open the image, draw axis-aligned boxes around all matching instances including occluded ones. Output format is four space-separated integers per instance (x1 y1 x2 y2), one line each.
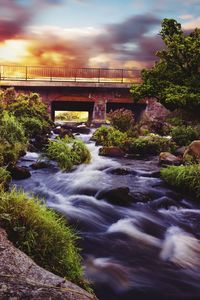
130 19 200 113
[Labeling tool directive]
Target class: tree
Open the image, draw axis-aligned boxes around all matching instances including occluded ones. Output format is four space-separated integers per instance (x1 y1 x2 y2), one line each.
130 19 200 114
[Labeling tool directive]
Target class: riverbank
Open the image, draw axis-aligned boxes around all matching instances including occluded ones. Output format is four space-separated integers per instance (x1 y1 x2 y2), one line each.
12 131 200 300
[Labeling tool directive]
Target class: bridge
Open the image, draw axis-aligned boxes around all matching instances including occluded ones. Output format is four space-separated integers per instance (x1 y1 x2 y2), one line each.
0 65 144 122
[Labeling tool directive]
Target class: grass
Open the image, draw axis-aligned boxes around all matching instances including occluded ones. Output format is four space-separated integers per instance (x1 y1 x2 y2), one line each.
0 188 86 287
0 167 11 190
46 137 91 171
161 164 200 199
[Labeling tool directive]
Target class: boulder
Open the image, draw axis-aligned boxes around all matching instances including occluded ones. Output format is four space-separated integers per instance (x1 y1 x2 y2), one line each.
27 143 38 153
8 165 31 180
108 168 132 175
72 126 90 134
99 147 125 158
32 135 49 150
96 187 133 206
140 99 170 122
59 128 74 139
0 228 97 300
183 140 200 162
62 124 90 134
174 146 187 157
159 152 182 166
31 161 49 170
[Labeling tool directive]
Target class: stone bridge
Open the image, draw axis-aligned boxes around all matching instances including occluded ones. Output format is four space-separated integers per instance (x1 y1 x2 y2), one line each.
0 65 145 122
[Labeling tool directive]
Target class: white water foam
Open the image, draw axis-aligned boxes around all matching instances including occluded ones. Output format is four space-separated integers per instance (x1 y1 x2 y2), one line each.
84 256 131 291
160 226 200 269
107 218 161 247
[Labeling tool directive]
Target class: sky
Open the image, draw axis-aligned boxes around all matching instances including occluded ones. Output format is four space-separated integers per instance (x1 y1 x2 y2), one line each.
0 0 200 69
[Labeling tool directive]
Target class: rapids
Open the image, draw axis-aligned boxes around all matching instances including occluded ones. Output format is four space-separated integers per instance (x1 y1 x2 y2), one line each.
12 132 200 300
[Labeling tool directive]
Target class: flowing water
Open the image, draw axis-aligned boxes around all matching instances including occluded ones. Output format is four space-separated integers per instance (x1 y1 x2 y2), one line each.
13 132 200 300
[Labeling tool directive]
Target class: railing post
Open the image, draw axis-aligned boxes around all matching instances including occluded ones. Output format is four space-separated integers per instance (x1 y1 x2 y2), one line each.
98 68 101 83
50 67 52 81
121 69 124 83
25 66 28 80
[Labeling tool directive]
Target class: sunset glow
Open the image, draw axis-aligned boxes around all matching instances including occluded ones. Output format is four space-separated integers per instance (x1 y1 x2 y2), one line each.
0 40 29 63
0 0 199 68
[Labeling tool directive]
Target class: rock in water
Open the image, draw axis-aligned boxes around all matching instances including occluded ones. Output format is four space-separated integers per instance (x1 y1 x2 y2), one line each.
0 228 97 300
8 165 31 180
96 187 133 206
159 152 182 166
31 161 49 170
99 147 125 158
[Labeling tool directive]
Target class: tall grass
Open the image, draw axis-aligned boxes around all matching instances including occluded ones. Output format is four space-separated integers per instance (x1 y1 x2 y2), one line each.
161 164 200 199
0 188 85 286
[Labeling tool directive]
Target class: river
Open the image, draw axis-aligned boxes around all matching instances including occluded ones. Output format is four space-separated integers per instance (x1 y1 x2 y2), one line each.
12 132 200 300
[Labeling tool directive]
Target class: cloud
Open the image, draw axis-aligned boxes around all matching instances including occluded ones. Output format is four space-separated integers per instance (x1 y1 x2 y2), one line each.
0 0 35 42
0 8 162 68
182 17 200 30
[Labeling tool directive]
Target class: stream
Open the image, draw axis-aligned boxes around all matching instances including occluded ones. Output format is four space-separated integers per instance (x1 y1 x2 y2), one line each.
12 132 200 300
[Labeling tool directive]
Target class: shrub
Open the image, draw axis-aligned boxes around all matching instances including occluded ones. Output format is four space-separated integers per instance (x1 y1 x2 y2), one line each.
171 126 200 146
46 137 91 170
0 188 84 286
20 117 43 138
161 164 200 199
0 112 26 145
0 141 26 166
0 167 11 190
0 112 27 166
122 135 176 156
92 126 127 147
107 108 135 132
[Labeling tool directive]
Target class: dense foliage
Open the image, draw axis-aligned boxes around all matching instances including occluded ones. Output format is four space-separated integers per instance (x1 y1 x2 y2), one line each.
131 19 200 115
46 137 91 170
0 88 52 166
92 126 127 147
107 108 135 132
171 125 200 146
0 112 27 166
92 126 176 156
123 135 176 156
0 168 11 190
161 164 200 199
0 188 84 286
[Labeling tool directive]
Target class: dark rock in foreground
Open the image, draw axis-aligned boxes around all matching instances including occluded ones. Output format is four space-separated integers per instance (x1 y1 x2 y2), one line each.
31 161 49 170
0 228 97 300
96 187 133 206
108 168 132 176
8 165 31 180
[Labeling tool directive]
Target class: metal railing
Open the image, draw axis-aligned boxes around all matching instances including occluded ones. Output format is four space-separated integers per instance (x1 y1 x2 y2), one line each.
0 65 141 83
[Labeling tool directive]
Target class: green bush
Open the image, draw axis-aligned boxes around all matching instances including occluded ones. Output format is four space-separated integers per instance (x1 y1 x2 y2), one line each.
161 164 200 199
171 125 200 146
4 90 52 134
0 188 84 286
166 116 185 126
46 137 91 170
92 126 127 147
0 112 26 145
107 108 135 132
0 112 27 166
122 135 176 156
20 117 43 138
0 167 11 190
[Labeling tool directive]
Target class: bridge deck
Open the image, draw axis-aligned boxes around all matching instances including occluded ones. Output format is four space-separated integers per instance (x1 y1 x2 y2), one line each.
0 65 141 85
